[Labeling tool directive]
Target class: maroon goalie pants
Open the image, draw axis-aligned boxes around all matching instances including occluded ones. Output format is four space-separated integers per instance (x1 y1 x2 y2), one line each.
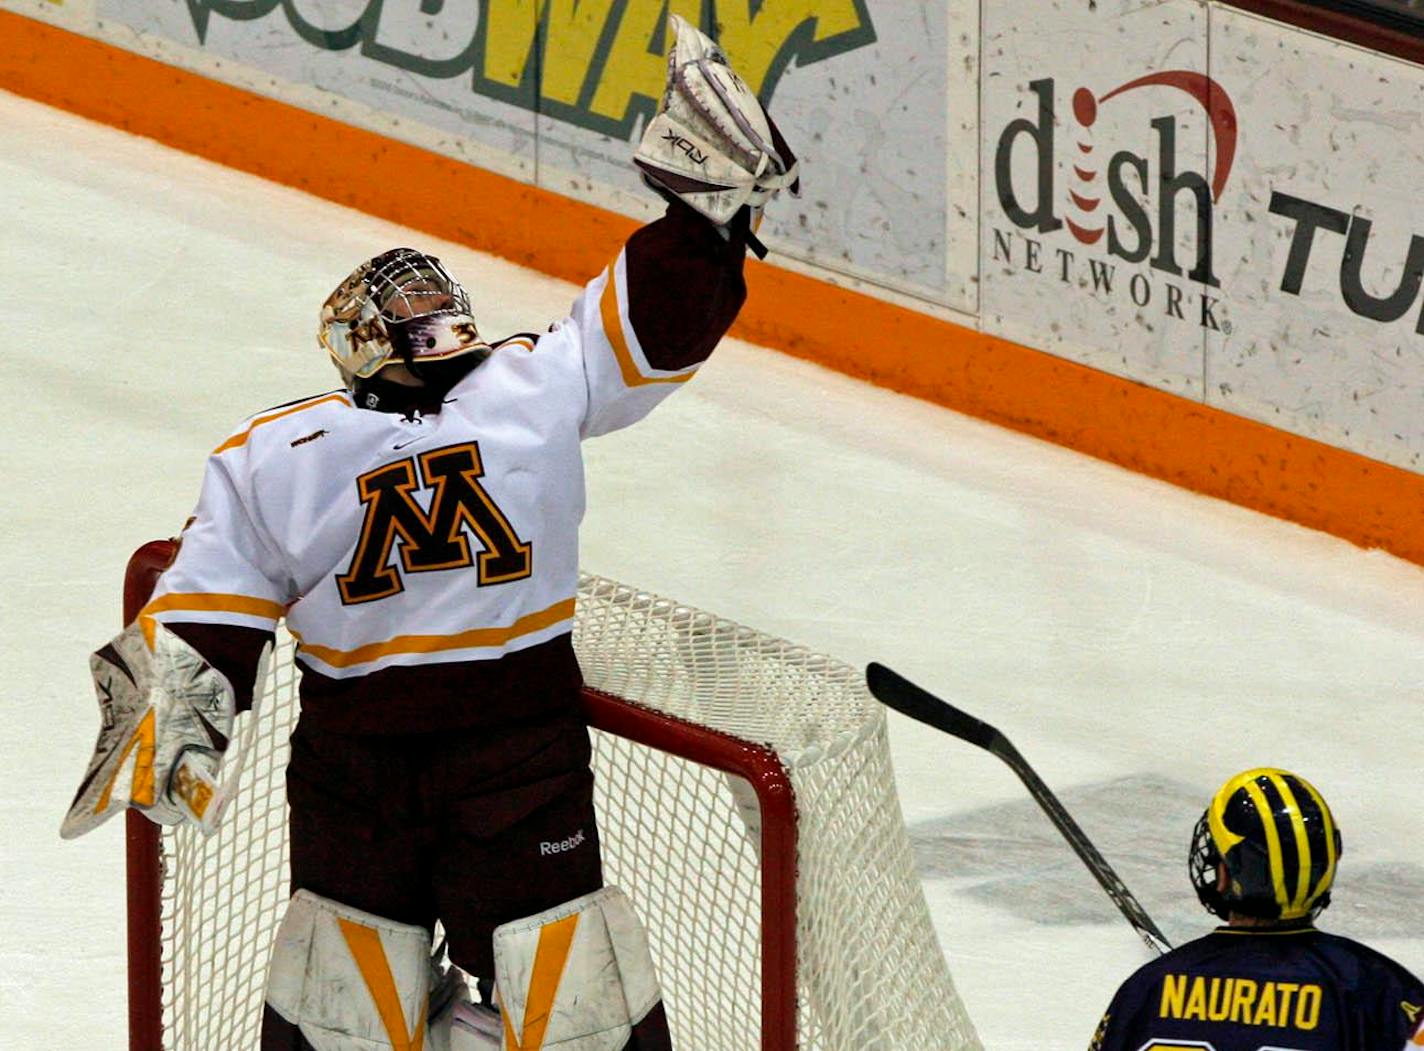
263 711 626 1047
284 711 604 975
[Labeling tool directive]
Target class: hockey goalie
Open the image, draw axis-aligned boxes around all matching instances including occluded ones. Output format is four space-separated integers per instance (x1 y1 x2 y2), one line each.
61 16 798 1050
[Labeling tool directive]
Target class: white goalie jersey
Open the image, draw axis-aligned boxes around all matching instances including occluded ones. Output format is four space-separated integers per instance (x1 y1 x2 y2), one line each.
144 218 742 734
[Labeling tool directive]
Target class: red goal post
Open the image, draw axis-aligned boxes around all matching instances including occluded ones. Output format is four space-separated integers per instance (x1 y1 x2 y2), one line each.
122 538 980 1051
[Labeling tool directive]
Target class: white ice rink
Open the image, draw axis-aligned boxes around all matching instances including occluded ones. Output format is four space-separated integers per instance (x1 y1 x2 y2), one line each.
5 88 1423 1050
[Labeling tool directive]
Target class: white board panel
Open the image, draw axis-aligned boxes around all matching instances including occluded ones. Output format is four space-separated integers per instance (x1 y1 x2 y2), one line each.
981 0 1219 398
1207 7 1424 471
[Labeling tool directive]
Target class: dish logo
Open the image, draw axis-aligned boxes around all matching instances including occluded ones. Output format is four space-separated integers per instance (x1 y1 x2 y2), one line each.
183 0 875 140
992 74 1238 330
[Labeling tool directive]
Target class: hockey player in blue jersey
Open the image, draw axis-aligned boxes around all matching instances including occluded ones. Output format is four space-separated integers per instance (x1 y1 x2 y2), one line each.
1090 768 1424 1051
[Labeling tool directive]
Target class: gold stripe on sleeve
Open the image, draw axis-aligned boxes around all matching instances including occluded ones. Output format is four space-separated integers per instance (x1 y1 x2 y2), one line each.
137 591 287 648
598 264 696 389
213 392 349 454
139 592 287 622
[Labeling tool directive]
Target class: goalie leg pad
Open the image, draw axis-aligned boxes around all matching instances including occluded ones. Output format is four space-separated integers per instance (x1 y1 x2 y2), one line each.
265 889 431 1051
493 886 663 1050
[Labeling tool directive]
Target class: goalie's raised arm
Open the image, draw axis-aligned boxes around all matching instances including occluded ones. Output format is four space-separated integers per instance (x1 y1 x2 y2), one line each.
567 16 804 437
633 14 800 256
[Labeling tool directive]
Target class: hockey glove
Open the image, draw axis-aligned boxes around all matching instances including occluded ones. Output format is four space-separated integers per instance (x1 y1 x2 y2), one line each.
60 619 268 839
633 15 800 239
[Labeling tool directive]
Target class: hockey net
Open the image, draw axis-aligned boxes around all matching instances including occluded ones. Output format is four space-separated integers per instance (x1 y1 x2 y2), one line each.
123 540 981 1051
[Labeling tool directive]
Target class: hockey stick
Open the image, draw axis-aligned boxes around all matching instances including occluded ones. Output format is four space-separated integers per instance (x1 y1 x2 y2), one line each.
866 662 1172 957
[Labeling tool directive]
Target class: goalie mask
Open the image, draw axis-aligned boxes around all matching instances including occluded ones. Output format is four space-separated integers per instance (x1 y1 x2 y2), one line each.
1189 767 1341 923
319 248 490 386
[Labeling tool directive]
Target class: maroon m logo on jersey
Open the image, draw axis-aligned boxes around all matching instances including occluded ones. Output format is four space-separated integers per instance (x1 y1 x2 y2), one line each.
336 442 532 605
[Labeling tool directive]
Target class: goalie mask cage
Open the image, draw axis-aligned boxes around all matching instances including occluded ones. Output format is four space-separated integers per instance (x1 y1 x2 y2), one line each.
123 539 981 1051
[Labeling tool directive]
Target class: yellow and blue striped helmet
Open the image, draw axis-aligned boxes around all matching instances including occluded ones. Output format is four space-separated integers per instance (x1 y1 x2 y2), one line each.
1189 768 1341 922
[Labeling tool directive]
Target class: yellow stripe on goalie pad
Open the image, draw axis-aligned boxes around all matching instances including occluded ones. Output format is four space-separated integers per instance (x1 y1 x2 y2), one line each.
502 913 580 1050
494 887 663 1051
338 918 427 1051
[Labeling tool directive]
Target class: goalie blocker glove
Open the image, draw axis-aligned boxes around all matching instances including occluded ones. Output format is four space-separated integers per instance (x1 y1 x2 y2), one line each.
60 618 269 838
633 14 800 258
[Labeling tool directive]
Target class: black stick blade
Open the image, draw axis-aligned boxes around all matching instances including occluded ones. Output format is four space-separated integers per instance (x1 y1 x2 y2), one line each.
866 662 1000 752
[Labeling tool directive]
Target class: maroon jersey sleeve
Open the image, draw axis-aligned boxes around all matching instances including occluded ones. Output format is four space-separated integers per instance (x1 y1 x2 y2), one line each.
623 201 749 370
167 622 274 713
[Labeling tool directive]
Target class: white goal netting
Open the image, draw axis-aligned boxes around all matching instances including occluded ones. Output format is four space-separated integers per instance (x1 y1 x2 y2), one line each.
144 573 981 1051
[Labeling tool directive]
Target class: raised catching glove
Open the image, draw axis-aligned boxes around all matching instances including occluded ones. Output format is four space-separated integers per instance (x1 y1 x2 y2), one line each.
633 15 800 236
60 619 268 839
